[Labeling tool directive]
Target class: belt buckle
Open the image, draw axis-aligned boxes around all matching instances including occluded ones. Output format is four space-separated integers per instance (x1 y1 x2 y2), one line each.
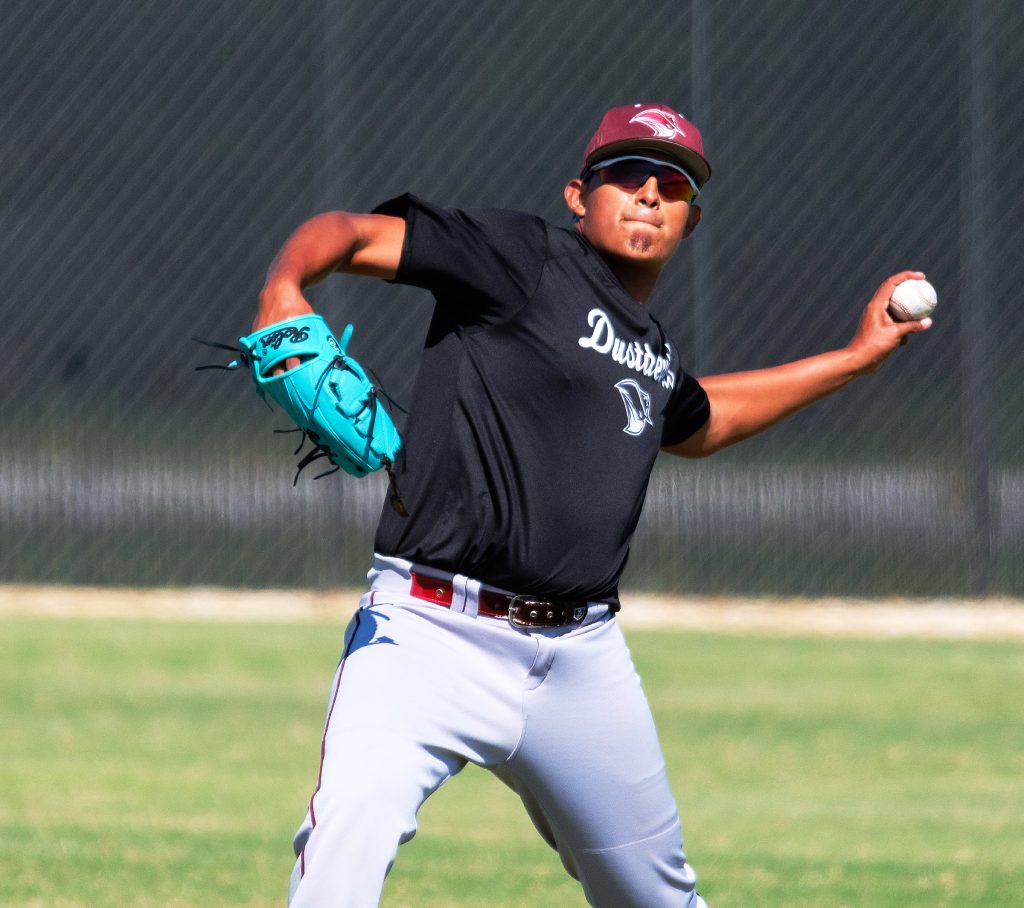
507 596 588 629
507 595 551 629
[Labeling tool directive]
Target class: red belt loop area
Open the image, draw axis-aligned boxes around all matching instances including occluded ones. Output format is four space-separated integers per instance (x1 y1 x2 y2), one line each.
409 572 454 607
408 571 615 629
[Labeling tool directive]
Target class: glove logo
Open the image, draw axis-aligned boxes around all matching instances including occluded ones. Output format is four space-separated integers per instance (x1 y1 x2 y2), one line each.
614 379 654 436
261 325 310 351
629 108 687 141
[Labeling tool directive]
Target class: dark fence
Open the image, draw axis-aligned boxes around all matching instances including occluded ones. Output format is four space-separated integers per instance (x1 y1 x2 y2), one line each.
2 0 1021 597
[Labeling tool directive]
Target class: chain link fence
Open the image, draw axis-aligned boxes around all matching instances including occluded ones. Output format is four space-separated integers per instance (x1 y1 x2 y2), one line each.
2 0 1021 597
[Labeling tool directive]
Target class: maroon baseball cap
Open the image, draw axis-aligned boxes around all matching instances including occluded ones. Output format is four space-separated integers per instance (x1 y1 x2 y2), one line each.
581 103 711 188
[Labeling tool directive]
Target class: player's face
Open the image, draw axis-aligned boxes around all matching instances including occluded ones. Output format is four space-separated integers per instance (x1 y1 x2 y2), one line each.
564 156 701 272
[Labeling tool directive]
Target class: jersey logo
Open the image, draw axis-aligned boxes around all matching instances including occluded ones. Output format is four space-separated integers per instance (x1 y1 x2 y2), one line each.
615 379 654 436
578 307 676 390
629 108 688 141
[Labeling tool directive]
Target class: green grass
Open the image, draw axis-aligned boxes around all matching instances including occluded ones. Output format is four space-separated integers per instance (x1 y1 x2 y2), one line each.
1 616 1022 906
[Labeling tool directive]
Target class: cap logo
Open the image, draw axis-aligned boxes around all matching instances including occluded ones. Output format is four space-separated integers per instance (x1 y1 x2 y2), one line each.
629 108 687 141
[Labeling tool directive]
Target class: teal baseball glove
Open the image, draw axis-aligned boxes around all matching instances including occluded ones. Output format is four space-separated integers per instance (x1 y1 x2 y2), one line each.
192 313 407 515
237 314 404 492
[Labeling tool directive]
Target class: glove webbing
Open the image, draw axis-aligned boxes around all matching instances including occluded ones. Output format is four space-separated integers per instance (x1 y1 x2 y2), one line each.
304 355 408 516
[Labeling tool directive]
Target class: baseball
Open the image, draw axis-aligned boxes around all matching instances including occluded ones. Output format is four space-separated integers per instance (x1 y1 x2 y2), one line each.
888 279 937 322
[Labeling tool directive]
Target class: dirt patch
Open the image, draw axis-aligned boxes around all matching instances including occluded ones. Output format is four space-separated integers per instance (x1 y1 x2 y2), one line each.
0 585 349 623
2 585 1024 641
622 593 1024 640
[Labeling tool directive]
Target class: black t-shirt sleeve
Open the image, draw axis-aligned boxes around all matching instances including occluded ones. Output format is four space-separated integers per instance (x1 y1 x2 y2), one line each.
660 371 711 446
373 193 548 326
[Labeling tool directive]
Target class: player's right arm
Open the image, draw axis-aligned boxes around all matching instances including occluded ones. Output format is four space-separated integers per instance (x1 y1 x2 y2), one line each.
664 271 931 458
254 212 406 331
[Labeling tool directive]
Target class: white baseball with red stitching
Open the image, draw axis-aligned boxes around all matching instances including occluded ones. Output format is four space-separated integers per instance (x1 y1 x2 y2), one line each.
888 278 937 322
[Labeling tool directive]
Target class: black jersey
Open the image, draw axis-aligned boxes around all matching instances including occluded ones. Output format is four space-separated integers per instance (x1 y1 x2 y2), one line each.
371 194 709 601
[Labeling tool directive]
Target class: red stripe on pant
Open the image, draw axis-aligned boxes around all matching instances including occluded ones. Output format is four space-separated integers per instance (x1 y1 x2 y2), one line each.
299 598 369 877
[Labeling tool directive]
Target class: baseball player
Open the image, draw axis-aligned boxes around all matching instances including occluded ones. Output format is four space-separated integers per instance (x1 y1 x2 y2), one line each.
253 102 931 907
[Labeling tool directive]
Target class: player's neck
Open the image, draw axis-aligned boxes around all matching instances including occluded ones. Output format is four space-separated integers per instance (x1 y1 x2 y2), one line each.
602 256 662 304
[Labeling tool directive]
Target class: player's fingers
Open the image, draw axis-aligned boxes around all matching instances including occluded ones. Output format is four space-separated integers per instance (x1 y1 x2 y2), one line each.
271 355 302 377
872 270 926 311
895 316 933 346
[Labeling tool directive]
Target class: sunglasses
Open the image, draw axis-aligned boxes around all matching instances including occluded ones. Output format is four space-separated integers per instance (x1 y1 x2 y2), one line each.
586 157 698 204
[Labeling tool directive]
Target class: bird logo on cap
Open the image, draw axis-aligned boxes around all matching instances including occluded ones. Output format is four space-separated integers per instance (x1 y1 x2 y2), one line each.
629 108 687 140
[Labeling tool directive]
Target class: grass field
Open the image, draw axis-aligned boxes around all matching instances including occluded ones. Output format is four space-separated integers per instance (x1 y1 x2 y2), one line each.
1 612 1022 907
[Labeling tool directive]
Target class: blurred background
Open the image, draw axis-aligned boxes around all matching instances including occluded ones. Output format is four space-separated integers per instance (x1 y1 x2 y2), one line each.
1 0 1020 598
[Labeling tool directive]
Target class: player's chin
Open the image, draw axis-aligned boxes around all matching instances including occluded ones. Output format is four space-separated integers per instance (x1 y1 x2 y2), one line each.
621 229 676 263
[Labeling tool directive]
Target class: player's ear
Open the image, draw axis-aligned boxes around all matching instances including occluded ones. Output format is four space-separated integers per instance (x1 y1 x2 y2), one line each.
682 203 702 238
564 178 587 218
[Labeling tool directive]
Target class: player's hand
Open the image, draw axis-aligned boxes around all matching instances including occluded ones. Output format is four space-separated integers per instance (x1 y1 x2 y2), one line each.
253 281 316 374
847 270 932 374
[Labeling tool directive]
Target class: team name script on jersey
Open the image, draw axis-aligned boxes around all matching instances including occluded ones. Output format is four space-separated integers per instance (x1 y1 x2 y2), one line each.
577 308 676 389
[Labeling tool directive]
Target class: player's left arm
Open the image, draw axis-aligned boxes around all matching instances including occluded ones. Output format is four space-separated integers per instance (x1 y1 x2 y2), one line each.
664 270 933 459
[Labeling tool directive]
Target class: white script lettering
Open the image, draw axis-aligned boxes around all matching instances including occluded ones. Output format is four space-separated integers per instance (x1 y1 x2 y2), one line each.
578 308 675 389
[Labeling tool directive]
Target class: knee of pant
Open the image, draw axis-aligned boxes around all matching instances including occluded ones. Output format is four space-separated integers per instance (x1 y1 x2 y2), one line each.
297 788 418 888
310 777 421 847
573 823 702 908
